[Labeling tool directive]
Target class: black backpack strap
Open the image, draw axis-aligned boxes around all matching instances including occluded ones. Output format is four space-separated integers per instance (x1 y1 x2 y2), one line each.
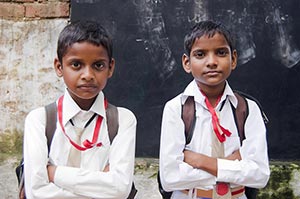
157 171 172 199
45 102 57 151
182 96 196 145
127 183 138 199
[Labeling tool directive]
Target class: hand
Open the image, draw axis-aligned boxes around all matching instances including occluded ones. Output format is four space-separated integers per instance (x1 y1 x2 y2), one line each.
184 149 217 176
225 150 241 161
103 164 110 172
184 150 203 168
47 165 57 183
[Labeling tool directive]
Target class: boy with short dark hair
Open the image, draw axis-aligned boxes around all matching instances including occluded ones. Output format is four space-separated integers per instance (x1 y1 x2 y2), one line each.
159 20 270 199
23 21 136 198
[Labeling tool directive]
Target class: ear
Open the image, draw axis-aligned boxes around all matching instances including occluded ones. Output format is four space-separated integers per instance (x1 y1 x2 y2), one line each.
107 58 115 78
231 50 238 70
182 53 192 73
54 58 63 77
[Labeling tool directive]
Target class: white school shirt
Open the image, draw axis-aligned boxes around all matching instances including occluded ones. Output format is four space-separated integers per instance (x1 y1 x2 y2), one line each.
159 80 270 199
24 90 136 199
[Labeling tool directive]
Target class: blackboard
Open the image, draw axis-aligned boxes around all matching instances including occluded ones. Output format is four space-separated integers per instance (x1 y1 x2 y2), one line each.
71 0 300 159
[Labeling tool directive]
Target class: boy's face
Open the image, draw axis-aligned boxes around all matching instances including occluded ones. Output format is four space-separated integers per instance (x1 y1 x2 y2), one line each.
54 41 114 105
182 33 237 92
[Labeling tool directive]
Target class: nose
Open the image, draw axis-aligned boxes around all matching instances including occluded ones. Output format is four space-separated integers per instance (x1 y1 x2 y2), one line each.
206 53 218 68
81 66 94 81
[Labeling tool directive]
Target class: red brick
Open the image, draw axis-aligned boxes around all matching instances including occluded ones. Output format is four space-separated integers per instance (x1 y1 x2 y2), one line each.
0 3 25 18
13 0 35 3
24 2 69 18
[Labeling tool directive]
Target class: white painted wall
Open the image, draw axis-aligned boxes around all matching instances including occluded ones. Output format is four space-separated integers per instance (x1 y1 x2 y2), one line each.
0 19 67 133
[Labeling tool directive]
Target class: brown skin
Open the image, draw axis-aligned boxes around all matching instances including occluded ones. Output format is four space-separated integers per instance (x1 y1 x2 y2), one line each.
183 150 241 176
48 41 115 182
54 42 115 110
182 33 237 106
182 33 239 176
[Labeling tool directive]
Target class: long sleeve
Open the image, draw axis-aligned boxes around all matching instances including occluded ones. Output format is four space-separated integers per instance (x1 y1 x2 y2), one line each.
217 99 270 188
54 107 136 199
24 107 83 199
159 95 216 192
24 91 137 199
159 80 270 195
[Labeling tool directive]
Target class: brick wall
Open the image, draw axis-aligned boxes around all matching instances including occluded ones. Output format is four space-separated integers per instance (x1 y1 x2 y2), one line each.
0 0 70 20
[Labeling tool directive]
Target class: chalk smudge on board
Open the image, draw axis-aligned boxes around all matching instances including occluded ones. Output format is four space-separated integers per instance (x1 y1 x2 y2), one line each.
134 0 176 81
265 1 300 68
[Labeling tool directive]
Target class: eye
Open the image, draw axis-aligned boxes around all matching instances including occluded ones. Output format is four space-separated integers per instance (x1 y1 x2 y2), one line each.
71 61 81 69
217 48 229 57
94 62 105 70
193 50 205 58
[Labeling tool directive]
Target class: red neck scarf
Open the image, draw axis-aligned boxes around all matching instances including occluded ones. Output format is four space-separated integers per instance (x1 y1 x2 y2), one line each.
58 95 108 151
201 91 231 142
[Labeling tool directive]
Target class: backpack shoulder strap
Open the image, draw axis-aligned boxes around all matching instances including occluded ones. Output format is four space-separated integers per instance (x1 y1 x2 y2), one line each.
182 96 196 145
106 103 119 144
233 91 266 199
233 92 249 142
45 102 57 151
181 93 251 144
105 103 137 199
45 101 119 146
233 91 269 143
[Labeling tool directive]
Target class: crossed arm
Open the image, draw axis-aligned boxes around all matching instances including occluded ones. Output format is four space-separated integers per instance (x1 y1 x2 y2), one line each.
47 164 110 183
183 149 242 177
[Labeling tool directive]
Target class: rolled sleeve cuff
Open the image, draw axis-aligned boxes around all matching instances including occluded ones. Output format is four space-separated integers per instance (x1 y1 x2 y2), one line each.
54 166 78 191
217 158 241 182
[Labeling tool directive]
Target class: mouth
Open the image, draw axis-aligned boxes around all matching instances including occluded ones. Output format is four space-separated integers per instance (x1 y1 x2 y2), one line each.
204 71 220 76
78 84 98 91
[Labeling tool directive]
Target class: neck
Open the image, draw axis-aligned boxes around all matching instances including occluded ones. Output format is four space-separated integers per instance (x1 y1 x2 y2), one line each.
198 83 225 107
76 99 96 111
67 89 97 111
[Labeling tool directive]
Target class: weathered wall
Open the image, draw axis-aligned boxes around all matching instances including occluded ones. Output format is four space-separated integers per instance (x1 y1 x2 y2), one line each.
0 0 70 134
0 19 67 133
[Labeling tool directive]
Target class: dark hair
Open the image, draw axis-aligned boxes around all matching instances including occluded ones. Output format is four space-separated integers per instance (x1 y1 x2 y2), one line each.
184 20 235 56
57 20 113 63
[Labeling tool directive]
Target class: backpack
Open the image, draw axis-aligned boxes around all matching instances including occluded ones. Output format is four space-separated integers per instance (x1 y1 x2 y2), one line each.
16 101 137 199
157 91 269 199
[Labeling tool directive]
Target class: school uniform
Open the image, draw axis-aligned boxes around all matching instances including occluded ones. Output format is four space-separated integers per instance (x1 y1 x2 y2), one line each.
24 90 136 199
159 80 270 199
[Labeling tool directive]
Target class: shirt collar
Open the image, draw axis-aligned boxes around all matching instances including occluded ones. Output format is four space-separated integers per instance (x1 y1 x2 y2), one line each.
61 89 106 126
181 79 238 108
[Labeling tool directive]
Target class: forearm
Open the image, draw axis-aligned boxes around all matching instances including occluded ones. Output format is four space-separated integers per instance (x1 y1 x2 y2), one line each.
184 150 218 176
183 150 241 177
47 164 109 183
